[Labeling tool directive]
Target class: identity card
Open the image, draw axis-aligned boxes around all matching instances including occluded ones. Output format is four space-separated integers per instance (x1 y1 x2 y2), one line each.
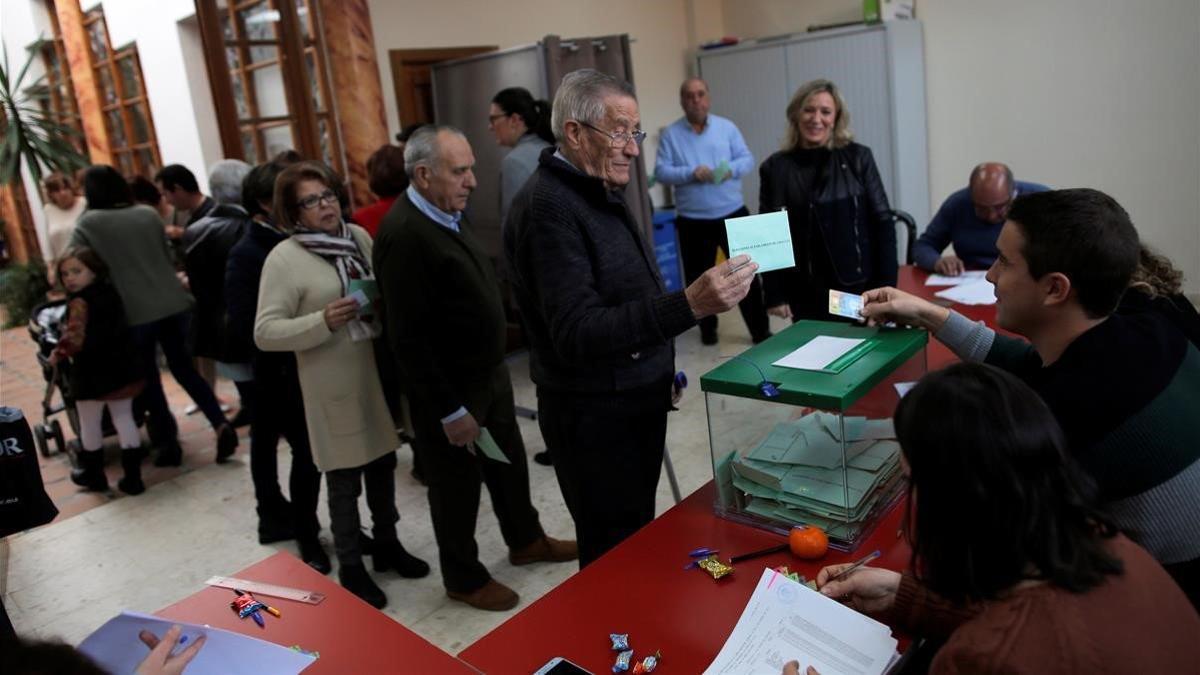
828 289 865 321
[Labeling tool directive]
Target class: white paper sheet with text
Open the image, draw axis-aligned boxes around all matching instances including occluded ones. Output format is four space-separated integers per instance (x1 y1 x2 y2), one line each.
772 336 864 371
703 569 898 675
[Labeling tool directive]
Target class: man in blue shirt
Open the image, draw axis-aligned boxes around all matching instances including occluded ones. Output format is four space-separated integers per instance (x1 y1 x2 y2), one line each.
913 162 1049 275
655 78 769 345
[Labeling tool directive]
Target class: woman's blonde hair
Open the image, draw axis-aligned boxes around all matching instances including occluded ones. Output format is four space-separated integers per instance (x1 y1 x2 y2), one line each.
784 79 854 151
1130 245 1184 298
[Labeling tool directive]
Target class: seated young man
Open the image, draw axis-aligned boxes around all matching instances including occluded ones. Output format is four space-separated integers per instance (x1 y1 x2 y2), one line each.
861 188 1200 607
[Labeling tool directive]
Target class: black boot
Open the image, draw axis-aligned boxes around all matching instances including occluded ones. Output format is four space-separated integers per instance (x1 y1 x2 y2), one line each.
117 447 146 495
70 449 108 491
297 536 332 574
215 424 238 463
154 439 182 467
257 498 295 544
372 539 430 578
338 563 387 609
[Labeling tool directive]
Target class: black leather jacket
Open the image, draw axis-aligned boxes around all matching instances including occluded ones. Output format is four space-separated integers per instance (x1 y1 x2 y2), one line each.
758 142 896 299
183 203 248 360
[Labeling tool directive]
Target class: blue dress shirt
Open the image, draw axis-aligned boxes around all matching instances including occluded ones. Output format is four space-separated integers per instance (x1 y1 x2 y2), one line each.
913 180 1050 270
654 114 754 219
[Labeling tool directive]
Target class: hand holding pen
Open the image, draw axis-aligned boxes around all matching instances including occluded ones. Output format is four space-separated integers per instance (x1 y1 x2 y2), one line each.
815 550 901 614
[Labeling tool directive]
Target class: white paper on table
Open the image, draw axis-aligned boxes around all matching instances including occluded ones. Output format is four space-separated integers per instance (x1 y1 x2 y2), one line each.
78 610 316 675
924 270 987 286
772 336 864 371
703 569 898 675
933 279 996 305
894 381 917 398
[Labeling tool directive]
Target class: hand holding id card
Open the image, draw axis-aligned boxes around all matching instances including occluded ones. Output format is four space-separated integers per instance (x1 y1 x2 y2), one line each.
828 289 865 321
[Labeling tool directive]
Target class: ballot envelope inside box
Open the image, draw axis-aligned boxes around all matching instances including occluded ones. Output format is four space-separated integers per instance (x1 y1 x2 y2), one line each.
700 320 928 551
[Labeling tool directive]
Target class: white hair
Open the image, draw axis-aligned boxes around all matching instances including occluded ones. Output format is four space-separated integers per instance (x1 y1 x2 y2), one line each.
550 69 636 143
403 125 467 179
207 159 252 205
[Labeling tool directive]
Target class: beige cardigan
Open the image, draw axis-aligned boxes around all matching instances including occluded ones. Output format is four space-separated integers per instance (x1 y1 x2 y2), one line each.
253 225 398 472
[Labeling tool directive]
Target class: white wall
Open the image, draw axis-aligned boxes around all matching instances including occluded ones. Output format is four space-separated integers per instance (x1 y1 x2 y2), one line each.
720 0 1200 294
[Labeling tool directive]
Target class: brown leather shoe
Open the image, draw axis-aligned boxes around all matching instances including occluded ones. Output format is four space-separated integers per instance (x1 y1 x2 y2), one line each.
446 579 519 611
509 536 579 566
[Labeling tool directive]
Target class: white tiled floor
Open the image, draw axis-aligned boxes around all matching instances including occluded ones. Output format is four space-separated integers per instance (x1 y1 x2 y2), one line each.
2 313 788 653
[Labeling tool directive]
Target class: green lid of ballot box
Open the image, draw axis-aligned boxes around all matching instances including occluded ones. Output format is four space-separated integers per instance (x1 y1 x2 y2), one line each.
700 321 928 551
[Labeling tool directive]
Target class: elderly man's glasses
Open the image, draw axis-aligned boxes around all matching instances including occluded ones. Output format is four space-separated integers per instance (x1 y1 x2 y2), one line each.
298 190 338 210
579 121 646 148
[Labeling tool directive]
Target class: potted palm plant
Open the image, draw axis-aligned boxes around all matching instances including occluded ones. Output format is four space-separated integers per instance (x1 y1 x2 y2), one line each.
0 39 88 325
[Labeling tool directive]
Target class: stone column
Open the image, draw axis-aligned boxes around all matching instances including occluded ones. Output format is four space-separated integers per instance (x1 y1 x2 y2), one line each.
56 0 112 165
317 0 389 208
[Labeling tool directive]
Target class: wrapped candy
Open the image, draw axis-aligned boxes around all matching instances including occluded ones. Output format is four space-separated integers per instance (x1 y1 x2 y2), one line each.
697 555 734 580
772 565 802 583
230 594 266 619
612 649 634 673
609 633 630 651
632 651 661 674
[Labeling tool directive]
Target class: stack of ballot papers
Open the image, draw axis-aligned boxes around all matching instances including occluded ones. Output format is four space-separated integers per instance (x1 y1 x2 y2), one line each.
704 568 899 675
728 412 901 540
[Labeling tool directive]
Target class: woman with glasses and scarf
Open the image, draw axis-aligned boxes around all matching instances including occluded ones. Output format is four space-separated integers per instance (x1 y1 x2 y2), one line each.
254 161 428 609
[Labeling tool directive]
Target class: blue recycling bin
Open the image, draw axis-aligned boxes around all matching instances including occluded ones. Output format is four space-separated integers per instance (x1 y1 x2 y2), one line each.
652 209 684 292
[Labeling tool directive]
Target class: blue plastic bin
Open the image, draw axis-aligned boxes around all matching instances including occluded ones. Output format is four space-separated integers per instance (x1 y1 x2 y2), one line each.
652 209 684 292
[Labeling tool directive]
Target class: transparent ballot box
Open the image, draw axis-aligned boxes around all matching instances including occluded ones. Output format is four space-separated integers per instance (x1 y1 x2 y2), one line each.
700 320 927 552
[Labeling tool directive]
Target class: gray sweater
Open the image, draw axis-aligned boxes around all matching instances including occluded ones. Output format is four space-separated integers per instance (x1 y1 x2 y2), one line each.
70 205 193 326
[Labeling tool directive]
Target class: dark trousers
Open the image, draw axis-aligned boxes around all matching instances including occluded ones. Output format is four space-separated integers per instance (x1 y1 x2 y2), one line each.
410 365 544 593
538 388 668 567
245 379 321 538
326 451 399 567
130 311 226 443
676 206 770 341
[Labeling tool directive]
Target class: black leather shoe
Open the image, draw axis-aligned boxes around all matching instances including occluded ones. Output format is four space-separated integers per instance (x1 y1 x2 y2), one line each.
373 540 430 578
298 536 332 574
339 563 387 609
215 424 238 463
154 440 183 467
533 450 552 466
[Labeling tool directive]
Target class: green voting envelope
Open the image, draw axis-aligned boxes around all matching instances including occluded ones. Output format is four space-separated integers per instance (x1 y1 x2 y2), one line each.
725 211 794 272
475 428 511 464
348 279 379 318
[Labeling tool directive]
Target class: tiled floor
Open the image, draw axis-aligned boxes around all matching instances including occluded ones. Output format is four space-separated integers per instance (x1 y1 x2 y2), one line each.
0 311 787 654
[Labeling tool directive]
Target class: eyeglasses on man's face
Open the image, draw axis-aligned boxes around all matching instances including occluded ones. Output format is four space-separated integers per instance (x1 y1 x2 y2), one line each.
579 121 647 148
298 189 338 210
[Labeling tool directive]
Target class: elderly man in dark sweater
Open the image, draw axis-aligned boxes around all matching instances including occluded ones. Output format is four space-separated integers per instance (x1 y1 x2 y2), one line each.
374 126 577 612
862 188 1200 607
505 69 759 567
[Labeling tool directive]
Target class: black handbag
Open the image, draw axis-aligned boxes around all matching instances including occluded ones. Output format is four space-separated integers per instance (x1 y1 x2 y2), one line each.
0 407 59 538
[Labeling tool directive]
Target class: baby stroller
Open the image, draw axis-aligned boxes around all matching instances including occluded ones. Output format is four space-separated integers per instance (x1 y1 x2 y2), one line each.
26 298 142 459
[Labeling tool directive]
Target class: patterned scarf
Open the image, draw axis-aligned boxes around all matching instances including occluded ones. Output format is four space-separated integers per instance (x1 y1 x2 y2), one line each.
291 221 380 342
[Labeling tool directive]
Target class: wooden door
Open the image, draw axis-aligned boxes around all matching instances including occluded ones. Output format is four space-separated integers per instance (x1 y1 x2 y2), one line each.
388 47 496 129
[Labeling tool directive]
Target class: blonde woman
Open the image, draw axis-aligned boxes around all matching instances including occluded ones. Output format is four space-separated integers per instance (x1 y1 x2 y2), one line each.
758 79 896 320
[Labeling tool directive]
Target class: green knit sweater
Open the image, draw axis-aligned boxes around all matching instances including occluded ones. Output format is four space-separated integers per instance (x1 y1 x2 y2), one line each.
70 205 193 326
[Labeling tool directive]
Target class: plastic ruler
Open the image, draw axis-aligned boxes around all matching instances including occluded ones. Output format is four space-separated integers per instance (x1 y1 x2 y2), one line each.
204 576 326 604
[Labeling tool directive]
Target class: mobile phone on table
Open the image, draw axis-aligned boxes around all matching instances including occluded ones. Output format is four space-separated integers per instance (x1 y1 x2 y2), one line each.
533 656 592 675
